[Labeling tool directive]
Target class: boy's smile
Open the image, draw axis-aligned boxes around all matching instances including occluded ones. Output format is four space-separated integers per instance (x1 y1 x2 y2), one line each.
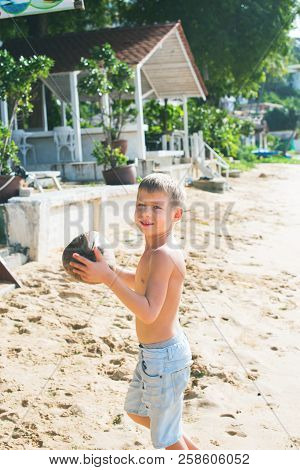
134 189 182 246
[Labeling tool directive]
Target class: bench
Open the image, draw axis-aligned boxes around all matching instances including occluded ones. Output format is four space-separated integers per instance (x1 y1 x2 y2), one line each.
27 171 62 192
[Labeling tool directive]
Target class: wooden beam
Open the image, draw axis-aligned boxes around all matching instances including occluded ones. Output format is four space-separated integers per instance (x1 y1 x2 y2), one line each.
142 88 155 99
183 97 190 158
41 83 48 132
138 26 178 68
101 94 110 128
0 258 22 288
134 65 146 160
143 62 188 70
61 101 67 126
69 71 83 162
141 67 159 99
175 30 206 100
0 100 9 127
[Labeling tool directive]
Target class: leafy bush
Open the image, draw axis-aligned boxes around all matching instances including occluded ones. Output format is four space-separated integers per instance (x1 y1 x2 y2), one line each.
188 100 255 158
236 145 257 162
0 122 20 175
92 141 128 170
143 99 183 135
267 134 281 150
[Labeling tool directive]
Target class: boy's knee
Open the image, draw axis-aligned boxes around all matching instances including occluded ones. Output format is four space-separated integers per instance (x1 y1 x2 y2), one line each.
127 412 141 422
127 412 149 426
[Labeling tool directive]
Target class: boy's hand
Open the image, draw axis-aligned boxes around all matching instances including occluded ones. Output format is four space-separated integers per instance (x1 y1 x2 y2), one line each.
69 247 112 284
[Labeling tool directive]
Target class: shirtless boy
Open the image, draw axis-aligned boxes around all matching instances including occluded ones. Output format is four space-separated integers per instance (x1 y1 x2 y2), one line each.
69 173 198 450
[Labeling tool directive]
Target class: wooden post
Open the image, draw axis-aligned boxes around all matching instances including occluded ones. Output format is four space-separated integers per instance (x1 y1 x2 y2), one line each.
69 71 83 162
134 65 146 160
0 100 9 127
101 93 110 130
162 134 168 150
41 83 48 132
61 101 67 127
183 97 190 158
198 131 205 162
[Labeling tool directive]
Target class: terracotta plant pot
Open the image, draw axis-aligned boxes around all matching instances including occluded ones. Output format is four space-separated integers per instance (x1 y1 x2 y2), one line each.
0 175 24 203
102 164 137 185
111 139 128 155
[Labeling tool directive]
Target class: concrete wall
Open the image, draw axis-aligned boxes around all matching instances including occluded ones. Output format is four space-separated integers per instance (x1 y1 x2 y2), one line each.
4 185 138 261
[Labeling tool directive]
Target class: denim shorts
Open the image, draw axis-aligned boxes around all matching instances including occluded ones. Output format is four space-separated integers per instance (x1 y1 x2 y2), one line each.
123 327 193 449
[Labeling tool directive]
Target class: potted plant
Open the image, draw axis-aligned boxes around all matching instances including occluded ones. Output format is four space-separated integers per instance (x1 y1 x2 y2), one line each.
92 141 136 185
78 43 138 184
0 49 53 201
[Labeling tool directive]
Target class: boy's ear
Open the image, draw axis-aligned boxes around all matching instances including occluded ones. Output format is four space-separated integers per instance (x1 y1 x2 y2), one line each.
173 206 183 222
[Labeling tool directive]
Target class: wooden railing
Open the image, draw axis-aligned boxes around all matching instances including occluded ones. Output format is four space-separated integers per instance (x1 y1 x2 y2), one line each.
160 129 230 183
190 131 229 181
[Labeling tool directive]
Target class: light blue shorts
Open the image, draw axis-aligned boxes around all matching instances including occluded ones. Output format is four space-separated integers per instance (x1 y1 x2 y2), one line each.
124 327 193 449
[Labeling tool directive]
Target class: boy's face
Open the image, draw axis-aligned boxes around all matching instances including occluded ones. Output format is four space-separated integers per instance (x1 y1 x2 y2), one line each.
134 189 182 236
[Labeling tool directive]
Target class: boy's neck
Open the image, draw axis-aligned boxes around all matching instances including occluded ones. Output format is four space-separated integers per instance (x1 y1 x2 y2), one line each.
144 228 175 250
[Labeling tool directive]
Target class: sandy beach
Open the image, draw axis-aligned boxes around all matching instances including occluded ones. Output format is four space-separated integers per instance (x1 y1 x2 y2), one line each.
0 163 299 450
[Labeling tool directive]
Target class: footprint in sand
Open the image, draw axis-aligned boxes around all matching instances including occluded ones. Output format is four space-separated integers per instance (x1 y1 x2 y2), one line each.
110 358 125 365
113 321 129 330
197 399 219 408
184 389 200 400
67 322 88 331
15 325 31 335
106 368 130 381
28 315 42 323
226 427 247 438
0 411 19 423
210 439 220 446
59 291 84 300
8 301 27 309
100 336 116 351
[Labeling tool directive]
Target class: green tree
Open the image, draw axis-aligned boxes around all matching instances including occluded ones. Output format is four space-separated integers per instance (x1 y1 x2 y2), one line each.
120 0 300 102
78 42 137 146
0 49 53 159
0 0 120 39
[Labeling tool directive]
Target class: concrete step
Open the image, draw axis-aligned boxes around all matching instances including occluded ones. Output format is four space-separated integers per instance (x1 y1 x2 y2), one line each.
3 252 28 270
192 177 227 193
0 246 11 258
0 245 28 269
0 282 16 296
0 247 26 296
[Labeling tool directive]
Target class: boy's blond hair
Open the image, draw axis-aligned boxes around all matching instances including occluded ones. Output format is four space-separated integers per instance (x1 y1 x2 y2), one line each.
138 173 186 208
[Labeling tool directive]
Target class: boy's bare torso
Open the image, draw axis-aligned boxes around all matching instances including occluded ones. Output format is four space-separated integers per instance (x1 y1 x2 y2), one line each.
135 245 186 344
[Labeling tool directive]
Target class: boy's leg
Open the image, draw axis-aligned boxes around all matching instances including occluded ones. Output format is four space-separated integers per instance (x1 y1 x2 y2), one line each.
127 413 199 449
165 437 188 450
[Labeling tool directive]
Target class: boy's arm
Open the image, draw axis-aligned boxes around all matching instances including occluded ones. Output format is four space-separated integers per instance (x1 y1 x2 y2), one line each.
70 249 173 325
111 266 135 290
107 250 174 324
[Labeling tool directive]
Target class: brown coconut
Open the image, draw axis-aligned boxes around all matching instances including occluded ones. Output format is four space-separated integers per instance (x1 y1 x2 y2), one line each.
62 231 116 282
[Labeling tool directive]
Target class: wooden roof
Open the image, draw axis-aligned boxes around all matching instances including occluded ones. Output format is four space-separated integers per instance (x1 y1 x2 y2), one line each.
3 21 208 98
